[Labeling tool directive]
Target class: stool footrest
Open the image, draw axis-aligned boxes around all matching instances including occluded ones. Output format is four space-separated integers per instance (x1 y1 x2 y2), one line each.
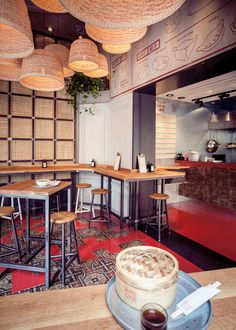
51 254 78 284
146 223 169 232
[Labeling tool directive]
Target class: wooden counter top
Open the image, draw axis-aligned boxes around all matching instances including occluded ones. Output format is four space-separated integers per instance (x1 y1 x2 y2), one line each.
0 164 185 182
176 160 236 169
0 267 235 329
0 180 71 198
0 164 93 175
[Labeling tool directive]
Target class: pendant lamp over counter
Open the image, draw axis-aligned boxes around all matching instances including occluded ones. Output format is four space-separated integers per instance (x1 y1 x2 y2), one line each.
44 44 74 78
60 0 185 28
20 49 64 92
86 24 147 46
31 0 67 13
84 53 108 78
0 58 22 81
0 0 34 58
68 37 99 72
102 44 131 54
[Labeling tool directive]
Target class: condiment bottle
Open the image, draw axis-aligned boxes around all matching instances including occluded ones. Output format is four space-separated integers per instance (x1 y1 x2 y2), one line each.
42 160 47 168
150 163 155 172
91 159 96 167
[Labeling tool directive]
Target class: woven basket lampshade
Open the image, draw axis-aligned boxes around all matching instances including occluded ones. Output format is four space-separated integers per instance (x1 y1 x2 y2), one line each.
102 43 131 54
0 0 34 58
20 49 64 92
60 0 185 28
31 0 67 13
68 38 99 72
0 58 22 81
85 24 147 45
44 44 74 78
84 53 108 78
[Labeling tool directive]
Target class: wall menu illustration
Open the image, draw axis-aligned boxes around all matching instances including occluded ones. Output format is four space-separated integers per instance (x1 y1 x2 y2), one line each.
110 0 236 98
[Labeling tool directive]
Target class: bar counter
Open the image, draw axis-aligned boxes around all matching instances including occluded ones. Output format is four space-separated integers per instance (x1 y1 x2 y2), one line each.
0 163 185 181
176 160 236 169
0 267 235 329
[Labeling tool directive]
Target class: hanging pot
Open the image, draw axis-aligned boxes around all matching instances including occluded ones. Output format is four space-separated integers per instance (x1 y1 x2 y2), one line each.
206 139 219 153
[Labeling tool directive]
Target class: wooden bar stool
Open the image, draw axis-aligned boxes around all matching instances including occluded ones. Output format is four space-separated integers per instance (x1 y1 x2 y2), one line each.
75 183 95 217
145 193 170 242
1 197 22 221
50 211 80 286
89 188 111 228
0 206 21 261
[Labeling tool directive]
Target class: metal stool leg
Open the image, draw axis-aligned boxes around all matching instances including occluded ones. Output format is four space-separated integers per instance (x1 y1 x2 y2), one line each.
89 194 95 228
17 198 23 221
10 214 21 261
56 195 60 212
62 223 65 286
164 200 170 234
71 221 80 263
145 199 152 233
80 189 84 212
90 190 95 218
75 188 80 214
104 194 111 228
158 201 161 242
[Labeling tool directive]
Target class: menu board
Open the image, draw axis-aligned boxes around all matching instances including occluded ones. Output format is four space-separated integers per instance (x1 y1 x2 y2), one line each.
110 52 132 98
110 0 236 98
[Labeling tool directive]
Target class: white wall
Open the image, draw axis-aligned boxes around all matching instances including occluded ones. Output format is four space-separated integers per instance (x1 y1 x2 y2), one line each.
107 93 133 167
77 92 133 216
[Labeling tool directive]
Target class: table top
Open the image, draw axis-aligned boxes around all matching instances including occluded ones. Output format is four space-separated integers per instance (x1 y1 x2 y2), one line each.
0 164 185 182
0 180 71 199
0 267 235 330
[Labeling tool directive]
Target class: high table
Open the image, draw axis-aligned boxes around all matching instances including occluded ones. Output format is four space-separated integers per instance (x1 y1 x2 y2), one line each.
0 180 72 289
0 267 235 329
0 164 185 228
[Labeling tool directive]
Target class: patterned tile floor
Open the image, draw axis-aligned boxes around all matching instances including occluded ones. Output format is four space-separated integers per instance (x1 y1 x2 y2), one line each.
1 199 235 296
0 212 201 296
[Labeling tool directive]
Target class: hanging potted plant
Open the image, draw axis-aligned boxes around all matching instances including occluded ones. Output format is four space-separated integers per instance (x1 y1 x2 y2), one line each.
66 73 108 115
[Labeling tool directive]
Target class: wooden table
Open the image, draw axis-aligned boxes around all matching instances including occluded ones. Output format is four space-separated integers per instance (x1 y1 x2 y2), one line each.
0 267 235 329
0 180 72 289
0 164 186 229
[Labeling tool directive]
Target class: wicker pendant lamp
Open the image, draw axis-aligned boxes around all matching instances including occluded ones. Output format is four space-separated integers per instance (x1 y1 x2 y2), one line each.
44 44 74 78
20 49 64 92
60 0 185 28
0 58 22 81
84 53 108 78
85 24 147 45
31 0 67 13
68 38 99 72
102 44 131 54
0 0 34 58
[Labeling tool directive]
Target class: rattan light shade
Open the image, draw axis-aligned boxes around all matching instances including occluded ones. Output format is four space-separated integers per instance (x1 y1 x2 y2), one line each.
0 0 34 58
44 44 74 78
84 53 108 78
102 43 131 54
60 0 185 28
31 0 67 13
86 24 147 45
20 49 64 92
68 38 99 72
0 58 22 81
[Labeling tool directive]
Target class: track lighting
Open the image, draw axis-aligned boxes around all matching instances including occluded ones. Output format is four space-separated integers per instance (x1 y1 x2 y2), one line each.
192 90 234 104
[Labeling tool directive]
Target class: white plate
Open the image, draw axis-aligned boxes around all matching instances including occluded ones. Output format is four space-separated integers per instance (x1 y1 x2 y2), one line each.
33 180 60 188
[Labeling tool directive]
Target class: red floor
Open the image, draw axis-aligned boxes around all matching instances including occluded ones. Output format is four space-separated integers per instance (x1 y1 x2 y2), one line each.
169 200 236 262
1 214 201 294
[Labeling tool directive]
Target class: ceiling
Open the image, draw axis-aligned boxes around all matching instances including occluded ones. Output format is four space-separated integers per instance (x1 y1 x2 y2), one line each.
26 0 85 44
157 71 236 111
